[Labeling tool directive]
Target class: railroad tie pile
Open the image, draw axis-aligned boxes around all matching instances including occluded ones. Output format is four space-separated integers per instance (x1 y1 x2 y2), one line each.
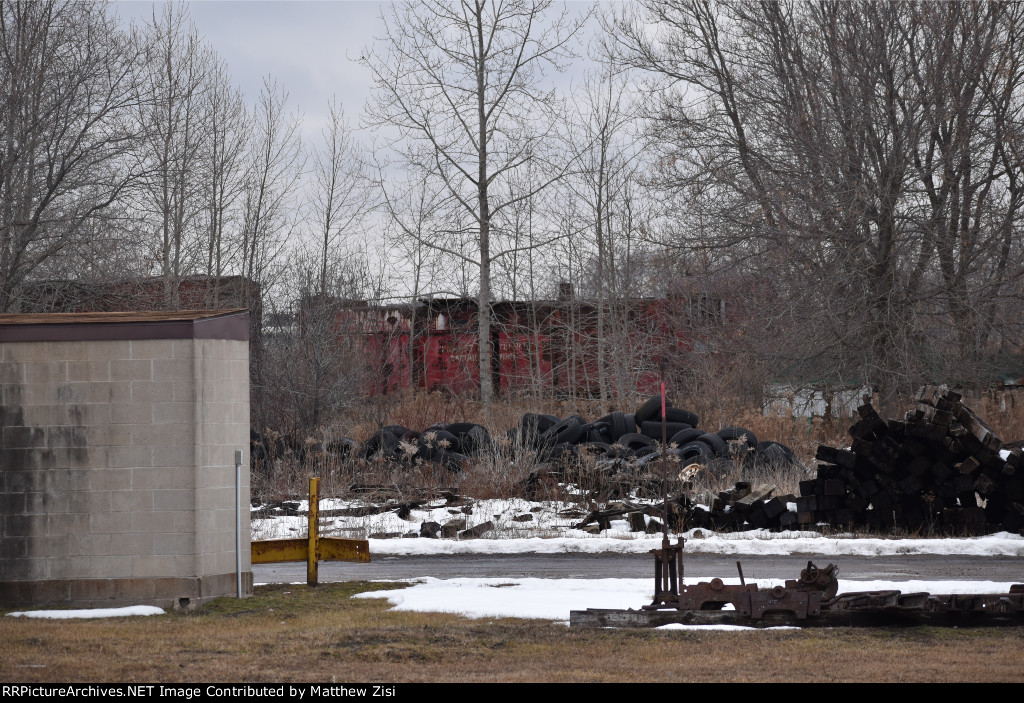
810 386 1024 535
572 480 803 533
686 482 798 531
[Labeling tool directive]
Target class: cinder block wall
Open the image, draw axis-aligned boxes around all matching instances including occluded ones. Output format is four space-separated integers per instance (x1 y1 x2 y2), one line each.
0 312 251 608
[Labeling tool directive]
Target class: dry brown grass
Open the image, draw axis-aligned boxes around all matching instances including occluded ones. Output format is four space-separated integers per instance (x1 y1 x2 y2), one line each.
2 583 1022 683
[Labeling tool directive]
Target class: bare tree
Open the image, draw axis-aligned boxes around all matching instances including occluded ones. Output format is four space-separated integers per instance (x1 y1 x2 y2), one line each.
0 0 142 311
239 77 304 308
258 249 378 435
377 166 449 386
561 53 645 401
201 55 249 306
489 161 561 397
363 0 586 404
132 2 213 307
309 98 374 297
614 0 1024 412
906 3 1024 388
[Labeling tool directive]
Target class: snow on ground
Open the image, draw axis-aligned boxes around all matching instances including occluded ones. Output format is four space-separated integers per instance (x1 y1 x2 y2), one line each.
252 496 1024 557
5 606 164 619
10 496 1018 625
254 495 1024 629
359 532 1024 557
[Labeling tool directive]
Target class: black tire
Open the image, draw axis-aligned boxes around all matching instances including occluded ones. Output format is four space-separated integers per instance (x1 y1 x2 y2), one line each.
669 428 704 447
326 437 356 457
520 413 560 445
614 446 637 460
382 424 412 439
519 413 546 430
461 424 491 454
634 444 660 460
756 440 797 461
610 411 629 441
694 432 729 458
517 416 545 447
718 426 759 448
445 422 480 437
678 441 715 463
584 422 612 443
434 449 467 472
518 414 546 441
360 429 399 459
616 432 653 451
636 449 664 467
757 441 798 466
664 407 699 427
419 429 460 456
640 420 693 440
634 395 666 425
540 417 585 446
640 447 687 469
538 414 561 432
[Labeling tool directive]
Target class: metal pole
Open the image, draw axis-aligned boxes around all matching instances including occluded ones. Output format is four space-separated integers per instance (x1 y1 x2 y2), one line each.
235 449 243 599
660 362 669 545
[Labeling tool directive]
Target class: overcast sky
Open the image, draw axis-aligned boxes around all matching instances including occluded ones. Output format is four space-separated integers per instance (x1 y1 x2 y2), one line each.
115 1 389 140
111 1 617 297
114 1 605 146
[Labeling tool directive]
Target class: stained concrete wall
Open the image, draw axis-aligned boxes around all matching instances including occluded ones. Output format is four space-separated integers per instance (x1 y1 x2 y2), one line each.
0 328 251 608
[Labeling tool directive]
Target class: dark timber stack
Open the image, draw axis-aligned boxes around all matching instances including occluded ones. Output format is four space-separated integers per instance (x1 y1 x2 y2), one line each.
809 386 1024 535
686 482 798 531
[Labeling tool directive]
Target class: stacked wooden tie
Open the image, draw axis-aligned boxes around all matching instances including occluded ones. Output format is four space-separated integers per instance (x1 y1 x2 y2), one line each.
809 386 1024 534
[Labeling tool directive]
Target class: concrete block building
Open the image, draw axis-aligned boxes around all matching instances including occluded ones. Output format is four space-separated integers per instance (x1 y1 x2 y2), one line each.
0 310 252 608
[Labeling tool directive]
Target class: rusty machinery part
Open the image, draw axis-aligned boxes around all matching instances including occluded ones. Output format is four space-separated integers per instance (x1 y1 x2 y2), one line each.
650 580 820 620
824 589 1024 615
784 561 840 599
583 552 1024 626
747 589 821 620
649 581 759 615
645 559 836 620
823 590 905 610
646 537 687 609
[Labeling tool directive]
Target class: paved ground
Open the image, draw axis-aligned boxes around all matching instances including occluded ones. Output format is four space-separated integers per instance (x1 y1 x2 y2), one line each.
253 552 1024 584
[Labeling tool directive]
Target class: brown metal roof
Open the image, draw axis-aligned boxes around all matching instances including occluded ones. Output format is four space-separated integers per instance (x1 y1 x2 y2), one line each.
0 309 250 343
0 309 247 325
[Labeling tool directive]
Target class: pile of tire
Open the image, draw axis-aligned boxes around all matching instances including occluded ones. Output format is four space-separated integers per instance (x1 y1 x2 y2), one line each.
358 421 493 472
323 394 801 478
250 428 357 474
510 394 800 477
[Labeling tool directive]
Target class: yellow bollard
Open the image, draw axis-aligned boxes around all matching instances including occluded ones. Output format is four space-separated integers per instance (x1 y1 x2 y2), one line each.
307 477 319 587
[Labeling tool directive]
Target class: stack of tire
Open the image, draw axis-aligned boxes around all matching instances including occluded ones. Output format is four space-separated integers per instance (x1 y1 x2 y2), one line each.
335 394 801 478
511 394 800 477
